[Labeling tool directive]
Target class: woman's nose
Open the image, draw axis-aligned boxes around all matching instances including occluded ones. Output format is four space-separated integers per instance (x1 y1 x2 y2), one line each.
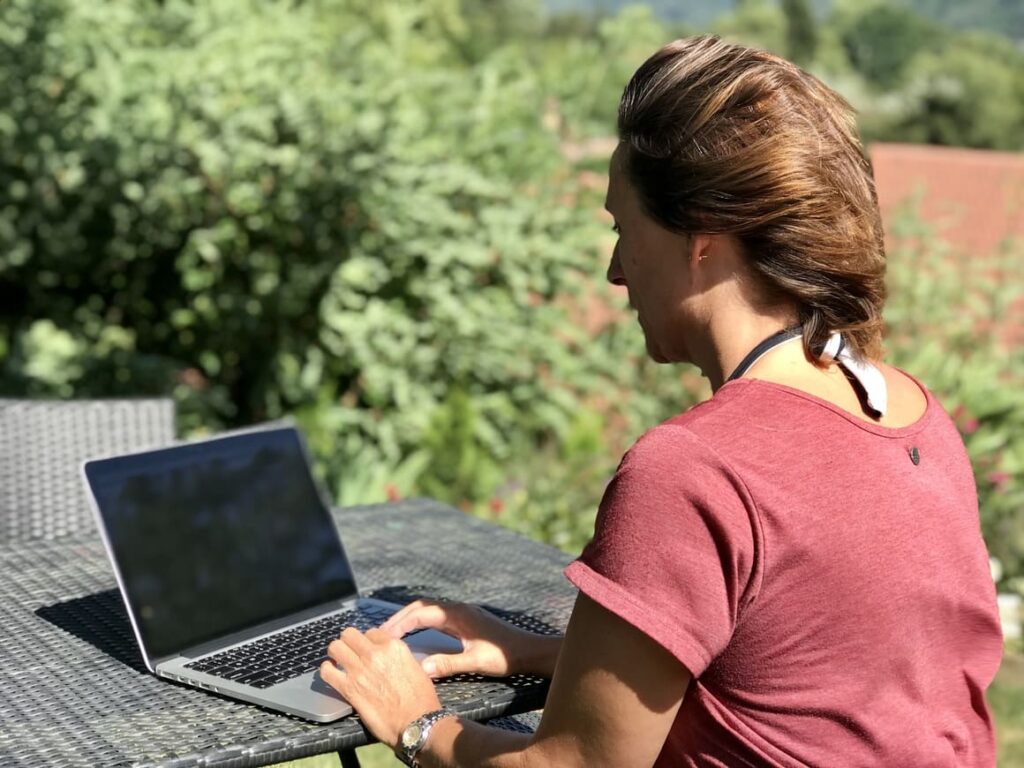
607 244 626 286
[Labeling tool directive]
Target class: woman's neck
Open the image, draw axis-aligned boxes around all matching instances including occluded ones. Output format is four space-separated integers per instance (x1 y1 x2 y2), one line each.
699 312 802 393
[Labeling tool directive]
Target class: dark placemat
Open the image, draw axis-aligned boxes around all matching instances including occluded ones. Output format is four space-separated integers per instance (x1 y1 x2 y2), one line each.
0 499 577 767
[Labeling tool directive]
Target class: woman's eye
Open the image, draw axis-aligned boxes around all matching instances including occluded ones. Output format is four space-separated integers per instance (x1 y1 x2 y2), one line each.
611 223 621 234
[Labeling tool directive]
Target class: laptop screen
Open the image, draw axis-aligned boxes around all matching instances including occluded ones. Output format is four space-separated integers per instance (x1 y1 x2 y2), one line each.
85 427 358 660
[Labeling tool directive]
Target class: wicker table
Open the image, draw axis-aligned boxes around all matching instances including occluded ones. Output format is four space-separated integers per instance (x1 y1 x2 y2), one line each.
0 498 576 767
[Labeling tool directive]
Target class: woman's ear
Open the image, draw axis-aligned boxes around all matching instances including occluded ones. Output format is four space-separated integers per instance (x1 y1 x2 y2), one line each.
686 234 715 269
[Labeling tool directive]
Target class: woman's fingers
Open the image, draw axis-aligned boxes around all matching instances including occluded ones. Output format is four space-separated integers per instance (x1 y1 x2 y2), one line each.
319 658 349 695
365 626 402 647
327 630 363 669
326 626 380 672
379 599 430 631
382 601 465 640
420 651 478 678
379 599 437 632
339 626 375 653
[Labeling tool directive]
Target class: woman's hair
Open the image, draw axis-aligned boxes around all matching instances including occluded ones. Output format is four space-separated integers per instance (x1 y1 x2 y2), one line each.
617 35 887 363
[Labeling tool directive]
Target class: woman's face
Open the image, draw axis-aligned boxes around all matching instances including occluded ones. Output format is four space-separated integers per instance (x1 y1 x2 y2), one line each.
605 146 699 364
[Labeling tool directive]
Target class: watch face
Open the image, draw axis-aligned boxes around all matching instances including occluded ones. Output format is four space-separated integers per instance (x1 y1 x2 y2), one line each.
402 723 423 749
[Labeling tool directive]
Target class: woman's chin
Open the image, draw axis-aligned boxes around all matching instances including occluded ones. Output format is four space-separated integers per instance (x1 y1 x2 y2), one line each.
643 336 691 366
643 339 671 365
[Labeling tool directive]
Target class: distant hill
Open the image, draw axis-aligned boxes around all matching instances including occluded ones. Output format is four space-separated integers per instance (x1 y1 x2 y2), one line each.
543 0 1024 42
544 0 731 26
908 0 1024 41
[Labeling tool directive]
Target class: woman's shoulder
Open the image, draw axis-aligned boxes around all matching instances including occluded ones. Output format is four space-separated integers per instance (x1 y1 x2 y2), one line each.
870 362 931 428
622 399 752 480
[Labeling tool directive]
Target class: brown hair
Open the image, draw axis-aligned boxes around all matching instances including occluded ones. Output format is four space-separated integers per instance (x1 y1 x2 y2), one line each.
617 35 886 363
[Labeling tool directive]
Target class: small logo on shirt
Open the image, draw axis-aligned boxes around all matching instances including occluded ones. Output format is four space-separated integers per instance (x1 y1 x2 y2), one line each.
909 447 921 465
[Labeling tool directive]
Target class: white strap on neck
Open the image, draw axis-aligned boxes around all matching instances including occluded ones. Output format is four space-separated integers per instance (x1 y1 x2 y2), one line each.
821 332 888 417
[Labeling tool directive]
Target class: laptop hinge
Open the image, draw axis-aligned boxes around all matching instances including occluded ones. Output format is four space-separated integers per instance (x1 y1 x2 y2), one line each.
175 595 357 660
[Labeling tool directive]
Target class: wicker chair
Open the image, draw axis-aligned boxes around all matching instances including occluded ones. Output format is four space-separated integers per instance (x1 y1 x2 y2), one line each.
0 398 177 543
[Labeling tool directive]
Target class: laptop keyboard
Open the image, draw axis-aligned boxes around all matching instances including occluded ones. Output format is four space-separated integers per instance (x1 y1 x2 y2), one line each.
183 604 397 689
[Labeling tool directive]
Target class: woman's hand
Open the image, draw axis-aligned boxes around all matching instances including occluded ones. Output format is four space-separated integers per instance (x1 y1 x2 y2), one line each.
320 627 441 749
380 600 563 679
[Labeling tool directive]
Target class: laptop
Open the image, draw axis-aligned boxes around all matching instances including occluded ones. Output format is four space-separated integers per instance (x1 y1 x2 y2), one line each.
82 424 463 722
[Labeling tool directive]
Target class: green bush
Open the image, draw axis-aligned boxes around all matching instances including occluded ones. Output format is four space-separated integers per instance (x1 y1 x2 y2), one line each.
838 1 943 89
0 0 613 495
883 206 1024 590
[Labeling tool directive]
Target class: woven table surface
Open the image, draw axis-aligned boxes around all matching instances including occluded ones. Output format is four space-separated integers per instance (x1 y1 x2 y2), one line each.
0 498 576 767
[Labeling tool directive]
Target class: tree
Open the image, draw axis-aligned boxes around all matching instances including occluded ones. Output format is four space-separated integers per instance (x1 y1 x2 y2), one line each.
781 0 818 64
715 0 788 55
897 41 1024 150
840 3 943 89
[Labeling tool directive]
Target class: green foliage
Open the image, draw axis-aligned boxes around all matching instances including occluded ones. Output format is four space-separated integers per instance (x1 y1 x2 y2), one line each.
884 206 1024 590
537 4 672 139
417 385 504 505
781 0 818 64
909 0 1024 42
892 38 1024 150
433 0 547 65
714 0 788 54
549 0 1024 45
838 1 942 89
546 0 727 26
0 0 610 492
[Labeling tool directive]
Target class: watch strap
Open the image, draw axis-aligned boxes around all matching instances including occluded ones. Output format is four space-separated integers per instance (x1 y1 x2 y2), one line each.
397 707 456 766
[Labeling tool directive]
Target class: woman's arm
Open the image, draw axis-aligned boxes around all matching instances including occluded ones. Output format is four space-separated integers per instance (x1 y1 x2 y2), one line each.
323 592 691 768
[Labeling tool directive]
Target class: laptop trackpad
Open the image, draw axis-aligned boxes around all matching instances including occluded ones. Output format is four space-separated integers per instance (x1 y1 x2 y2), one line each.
405 627 464 658
308 668 349 703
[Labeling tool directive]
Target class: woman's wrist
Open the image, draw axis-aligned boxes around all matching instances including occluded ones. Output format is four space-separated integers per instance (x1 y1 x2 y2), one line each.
395 708 459 766
512 631 563 677
409 714 533 768
413 714 462 767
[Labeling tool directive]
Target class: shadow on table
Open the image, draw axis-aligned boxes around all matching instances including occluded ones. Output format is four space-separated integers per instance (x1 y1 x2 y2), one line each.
36 588 149 673
34 584 562 675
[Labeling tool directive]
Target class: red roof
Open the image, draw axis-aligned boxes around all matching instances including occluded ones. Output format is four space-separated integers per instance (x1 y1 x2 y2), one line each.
870 142 1024 256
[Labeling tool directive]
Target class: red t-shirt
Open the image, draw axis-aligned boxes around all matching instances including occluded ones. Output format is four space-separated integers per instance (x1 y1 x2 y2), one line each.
565 374 1003 767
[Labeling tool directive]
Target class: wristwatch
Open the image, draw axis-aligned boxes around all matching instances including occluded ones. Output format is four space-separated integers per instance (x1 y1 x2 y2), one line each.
396 707 456 767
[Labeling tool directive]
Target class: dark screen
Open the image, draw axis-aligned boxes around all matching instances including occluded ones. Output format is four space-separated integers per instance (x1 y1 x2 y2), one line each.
87 427 357 659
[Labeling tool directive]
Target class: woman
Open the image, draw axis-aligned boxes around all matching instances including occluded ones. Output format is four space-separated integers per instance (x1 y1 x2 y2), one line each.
319 35 1003 767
